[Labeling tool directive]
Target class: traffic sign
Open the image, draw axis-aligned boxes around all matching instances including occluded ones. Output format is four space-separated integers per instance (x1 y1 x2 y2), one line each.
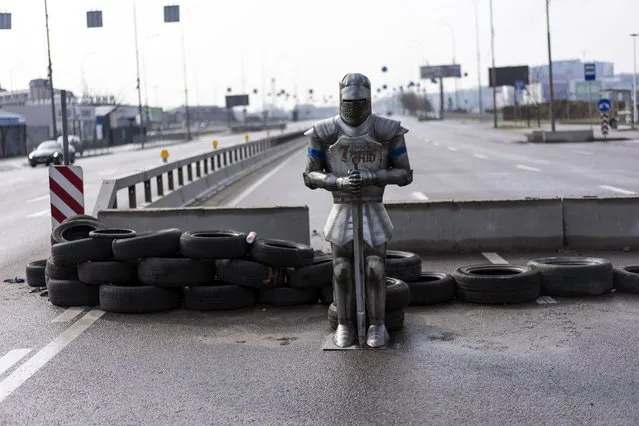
584 63 596 81
597 98 612 113
600 113 609 137
514 80 526 92
49 165 85 229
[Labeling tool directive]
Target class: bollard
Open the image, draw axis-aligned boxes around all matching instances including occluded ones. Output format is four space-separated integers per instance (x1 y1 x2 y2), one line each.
213 139 218 149
161 149 169 163
245 134 250 143
266 130 271 138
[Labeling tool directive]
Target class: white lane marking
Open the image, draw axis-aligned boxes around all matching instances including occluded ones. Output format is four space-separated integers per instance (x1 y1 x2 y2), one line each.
544 296 557 304
448 147 459 152
516 164 541 172
573 149 593 155
26 195 49 203
482 252 509 264
0 309 105 403
98 169 117 176
473 153 488 159
536 296 558 305
27 209 50 218
433 142 440 146
0 349 32 377
227 152 300 207
51 307 85 323
599 185 637 195
411 191 429 201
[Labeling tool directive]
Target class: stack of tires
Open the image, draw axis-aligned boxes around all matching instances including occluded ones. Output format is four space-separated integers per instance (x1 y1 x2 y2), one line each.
26 215 328 313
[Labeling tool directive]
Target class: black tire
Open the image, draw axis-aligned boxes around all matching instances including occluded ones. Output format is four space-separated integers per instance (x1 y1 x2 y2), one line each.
319 285 333 305
287 254 333 289
385 277 411 311
614 266 639 294
179 230 248 260
112 229 182 260
45 256 79 280
327 304 405 332
47 279 99 307
183 284 255 311
527 257 613 297
26 260 47 288
137 257 216 287
250 238 314 268
78 261 135 285
453 264 540 304
258 287 319 306
218 259 284 289
408 272 456 305
89 229 136 240
62 214 100 224
99 285 182 314
386 250 421 283
51 237 113 263
51 219 105 245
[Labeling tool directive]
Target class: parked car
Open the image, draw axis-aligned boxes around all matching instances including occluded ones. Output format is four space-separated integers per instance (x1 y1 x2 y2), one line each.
28 140 76 167
56 135 83 156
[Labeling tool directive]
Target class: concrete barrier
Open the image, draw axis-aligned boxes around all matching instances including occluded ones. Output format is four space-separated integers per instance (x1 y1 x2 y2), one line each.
527 130 594 143
97 206 311 245
384 198 564 252
563 196 639 249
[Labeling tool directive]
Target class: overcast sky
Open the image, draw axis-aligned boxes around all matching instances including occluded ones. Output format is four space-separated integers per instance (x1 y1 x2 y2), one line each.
1 0 638 110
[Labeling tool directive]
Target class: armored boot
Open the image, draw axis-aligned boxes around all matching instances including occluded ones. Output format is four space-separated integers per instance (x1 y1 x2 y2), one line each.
365 254 389 348
332 257 356 347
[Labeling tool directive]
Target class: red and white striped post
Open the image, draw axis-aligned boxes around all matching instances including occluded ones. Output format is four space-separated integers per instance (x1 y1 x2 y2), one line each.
49 165 84 228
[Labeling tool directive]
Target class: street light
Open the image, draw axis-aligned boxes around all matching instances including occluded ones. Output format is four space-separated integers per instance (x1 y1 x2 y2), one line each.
472 0 483 115
164 4 191 141
546 0 556 132
631 33 638 128
489 0 497 128
44 0 57 138
441 21 458 109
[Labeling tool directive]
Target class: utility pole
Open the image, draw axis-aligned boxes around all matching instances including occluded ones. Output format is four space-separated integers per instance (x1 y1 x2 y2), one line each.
631 33 638 129
132 1 145 148
44 0 57 138
489 0 497 128
546 0 556 132
181 28 192 140
474 0 483 115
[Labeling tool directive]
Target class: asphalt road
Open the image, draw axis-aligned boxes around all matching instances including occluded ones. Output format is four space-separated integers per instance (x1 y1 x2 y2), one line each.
0 122 312 278
203 116 639 252
1 250 639 424
1 117 639 424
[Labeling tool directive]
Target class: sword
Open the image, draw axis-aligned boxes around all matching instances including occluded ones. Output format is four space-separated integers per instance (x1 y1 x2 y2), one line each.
351 160 366 347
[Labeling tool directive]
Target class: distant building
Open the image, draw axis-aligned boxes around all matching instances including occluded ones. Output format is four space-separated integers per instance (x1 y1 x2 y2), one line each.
0 79 95 149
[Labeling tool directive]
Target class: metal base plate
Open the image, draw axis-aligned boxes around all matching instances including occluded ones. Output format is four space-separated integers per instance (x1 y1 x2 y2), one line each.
321 333 400 351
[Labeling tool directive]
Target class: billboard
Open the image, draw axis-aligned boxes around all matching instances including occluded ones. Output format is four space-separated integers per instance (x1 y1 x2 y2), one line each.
420 64 461 79
488 66 529 88
225 95 249 108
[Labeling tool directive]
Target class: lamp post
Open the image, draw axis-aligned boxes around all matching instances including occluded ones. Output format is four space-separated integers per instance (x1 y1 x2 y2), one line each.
164 4 191 141
472 0 482 115
489 0 497 128
441 22 458 109
44 0 58 138
546 0 556 131
631 33 638 128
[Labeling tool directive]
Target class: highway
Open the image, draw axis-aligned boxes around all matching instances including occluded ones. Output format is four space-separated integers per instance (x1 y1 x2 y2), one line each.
0 123 312 277
1 117 639 423
204 116 639 251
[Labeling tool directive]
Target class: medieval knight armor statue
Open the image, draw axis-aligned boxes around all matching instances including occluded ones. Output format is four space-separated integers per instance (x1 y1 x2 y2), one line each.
303 73 413 348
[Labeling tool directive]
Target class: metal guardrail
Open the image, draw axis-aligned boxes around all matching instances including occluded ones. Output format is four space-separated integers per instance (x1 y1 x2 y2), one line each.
93 130 305 215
